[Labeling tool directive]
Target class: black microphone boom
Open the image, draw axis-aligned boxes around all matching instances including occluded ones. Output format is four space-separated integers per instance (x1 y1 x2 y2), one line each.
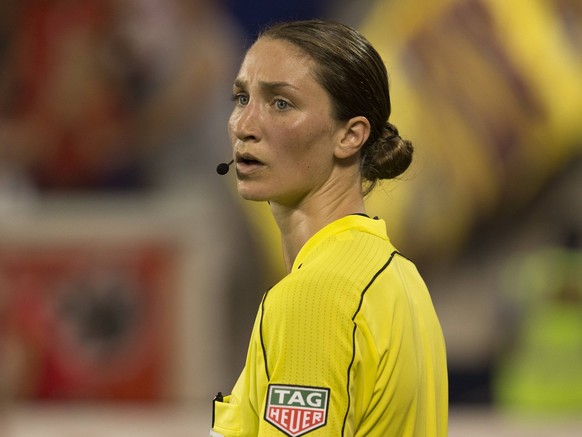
216 160 234 175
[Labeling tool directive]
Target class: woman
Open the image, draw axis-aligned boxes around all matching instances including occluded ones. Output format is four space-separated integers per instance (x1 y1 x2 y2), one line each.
212 20 448 436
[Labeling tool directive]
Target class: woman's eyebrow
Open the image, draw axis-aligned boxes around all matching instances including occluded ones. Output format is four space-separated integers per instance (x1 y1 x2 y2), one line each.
233 78 298 93
258 81 298 93
233 78 245 90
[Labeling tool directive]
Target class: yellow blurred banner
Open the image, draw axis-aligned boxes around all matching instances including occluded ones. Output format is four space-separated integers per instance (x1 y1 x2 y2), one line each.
361 0 582 260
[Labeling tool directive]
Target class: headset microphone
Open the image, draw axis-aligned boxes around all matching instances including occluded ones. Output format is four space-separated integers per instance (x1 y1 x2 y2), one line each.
216 159 234 175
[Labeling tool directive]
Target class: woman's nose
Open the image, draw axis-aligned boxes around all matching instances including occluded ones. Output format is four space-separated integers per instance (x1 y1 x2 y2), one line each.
230 103 259 142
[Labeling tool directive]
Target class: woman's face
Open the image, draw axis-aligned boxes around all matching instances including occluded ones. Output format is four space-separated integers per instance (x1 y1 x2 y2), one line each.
228 38 343 206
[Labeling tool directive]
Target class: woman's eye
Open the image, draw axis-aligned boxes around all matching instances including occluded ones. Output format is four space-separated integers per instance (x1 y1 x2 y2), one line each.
233 94 249 106
274 99 289 110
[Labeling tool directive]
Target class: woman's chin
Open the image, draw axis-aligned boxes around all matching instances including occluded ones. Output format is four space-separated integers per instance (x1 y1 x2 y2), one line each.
236 185 270 202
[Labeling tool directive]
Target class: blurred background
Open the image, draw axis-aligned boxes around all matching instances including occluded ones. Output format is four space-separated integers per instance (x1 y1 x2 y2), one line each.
0 0 581 435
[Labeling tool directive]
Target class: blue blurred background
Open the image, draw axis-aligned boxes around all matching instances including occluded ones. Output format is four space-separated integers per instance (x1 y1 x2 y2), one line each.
0 0 581 435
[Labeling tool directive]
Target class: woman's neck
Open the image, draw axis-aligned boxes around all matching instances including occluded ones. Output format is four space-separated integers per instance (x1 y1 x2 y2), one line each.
271 188 365 272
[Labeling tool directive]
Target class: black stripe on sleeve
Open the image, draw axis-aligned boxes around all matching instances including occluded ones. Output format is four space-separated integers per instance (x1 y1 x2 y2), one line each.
260 289 272 380
341 250 399 435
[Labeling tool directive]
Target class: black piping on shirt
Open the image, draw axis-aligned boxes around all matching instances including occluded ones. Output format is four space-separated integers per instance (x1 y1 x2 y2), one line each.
260 291 271 380
341 250 400 436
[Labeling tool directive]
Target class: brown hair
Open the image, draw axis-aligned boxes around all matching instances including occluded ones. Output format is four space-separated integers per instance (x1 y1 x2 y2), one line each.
259 20 413 194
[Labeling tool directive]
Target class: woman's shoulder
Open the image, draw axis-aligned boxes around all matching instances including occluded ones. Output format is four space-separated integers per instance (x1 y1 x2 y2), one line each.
265 244 390 314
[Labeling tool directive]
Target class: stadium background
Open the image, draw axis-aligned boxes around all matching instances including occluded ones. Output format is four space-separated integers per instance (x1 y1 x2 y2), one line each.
1 0 581 435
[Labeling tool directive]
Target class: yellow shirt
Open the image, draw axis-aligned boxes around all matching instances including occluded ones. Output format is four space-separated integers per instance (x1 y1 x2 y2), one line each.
212 215 448 436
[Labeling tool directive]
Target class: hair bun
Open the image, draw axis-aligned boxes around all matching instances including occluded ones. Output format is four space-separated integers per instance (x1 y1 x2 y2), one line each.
362 122 413 192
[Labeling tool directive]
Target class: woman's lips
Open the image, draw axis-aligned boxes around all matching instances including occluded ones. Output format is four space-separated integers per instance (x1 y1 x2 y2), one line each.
236 153 264 174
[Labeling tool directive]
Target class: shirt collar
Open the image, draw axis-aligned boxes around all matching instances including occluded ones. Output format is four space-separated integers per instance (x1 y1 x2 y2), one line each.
292 215 389 271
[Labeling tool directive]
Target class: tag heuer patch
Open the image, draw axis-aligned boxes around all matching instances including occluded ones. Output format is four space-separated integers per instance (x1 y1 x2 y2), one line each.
265 384 330 437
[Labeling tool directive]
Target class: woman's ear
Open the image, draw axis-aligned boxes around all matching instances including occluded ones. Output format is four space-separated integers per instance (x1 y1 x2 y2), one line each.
335 116 371 159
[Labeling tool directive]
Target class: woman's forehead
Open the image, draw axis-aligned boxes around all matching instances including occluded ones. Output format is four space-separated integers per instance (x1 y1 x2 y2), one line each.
236 38 317 86
245 38 313 69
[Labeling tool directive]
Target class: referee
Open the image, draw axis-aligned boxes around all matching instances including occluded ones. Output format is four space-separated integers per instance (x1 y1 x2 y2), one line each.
212 20 448 436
